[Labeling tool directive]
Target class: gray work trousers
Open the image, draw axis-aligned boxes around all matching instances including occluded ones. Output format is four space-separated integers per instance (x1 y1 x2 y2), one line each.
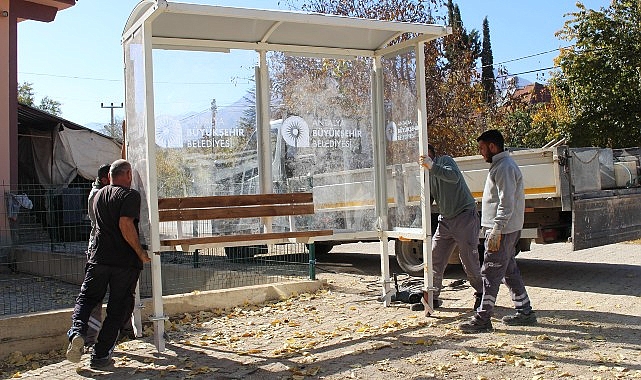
432 208 483 300
476 230 532 322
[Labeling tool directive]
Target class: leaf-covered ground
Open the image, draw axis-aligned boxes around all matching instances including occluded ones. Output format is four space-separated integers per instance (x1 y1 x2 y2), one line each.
2 242 640 379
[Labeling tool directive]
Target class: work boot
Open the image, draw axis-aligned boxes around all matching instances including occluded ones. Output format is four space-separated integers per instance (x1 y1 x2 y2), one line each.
502 311 537 326
65 334 85 363
459 316 493 333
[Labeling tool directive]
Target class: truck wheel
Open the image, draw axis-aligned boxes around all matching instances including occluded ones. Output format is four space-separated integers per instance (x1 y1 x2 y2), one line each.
394 239 424 277
306 243 333 257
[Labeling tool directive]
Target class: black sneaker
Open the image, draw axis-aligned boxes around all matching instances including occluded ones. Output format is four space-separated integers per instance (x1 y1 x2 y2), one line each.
502 311 537 326
65 334 85 363
118 328 136 342
459 317 493 333
90 355 113 369
473 295 482 310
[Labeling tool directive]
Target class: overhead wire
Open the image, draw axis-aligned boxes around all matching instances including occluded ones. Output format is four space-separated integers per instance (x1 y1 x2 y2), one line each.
19 45 574 87
18 71 252 86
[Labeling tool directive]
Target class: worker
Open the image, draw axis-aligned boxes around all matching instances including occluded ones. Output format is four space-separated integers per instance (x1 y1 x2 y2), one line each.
418 143 483 310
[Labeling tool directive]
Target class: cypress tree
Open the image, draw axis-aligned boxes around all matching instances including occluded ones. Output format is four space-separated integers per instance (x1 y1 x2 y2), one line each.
481 17 496 104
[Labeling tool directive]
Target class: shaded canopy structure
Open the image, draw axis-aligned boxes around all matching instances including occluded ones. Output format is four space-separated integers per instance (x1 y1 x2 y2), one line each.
123 0 450 351
17 102 122 186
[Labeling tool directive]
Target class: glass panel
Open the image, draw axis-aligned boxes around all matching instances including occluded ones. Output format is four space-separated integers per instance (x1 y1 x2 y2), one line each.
124 29 151 248
382 50 421 230
152 50 263 238
271 55 375 234
152 49 259 198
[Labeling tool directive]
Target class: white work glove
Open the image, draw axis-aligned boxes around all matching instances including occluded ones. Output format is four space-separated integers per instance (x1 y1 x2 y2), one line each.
486 226 502 252
419 155 433 170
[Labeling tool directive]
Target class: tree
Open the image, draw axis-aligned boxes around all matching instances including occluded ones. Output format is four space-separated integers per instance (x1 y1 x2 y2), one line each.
17 82 62 116
156 148 193 198
18 82 35 105
554 0 641 147
480 17 496 105
102 117 124 140
280 0 487 157
38 96 62 116
443 0 480 68
429 0 485 155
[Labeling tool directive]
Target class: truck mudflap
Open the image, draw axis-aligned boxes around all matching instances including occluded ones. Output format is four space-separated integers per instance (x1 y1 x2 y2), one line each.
572 190 641 250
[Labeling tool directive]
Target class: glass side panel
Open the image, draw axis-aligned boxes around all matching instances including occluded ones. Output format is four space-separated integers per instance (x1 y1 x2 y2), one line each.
152 49 259 198
382 50 421 230
124 29 151 247
271 55 375 233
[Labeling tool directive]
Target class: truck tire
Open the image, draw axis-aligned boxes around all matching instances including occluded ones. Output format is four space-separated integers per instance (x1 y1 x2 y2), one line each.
394 239 424 277
396 240 486 276
306 243 333 257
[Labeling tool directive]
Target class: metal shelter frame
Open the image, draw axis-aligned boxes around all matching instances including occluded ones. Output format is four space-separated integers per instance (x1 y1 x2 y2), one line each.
122 0 450 351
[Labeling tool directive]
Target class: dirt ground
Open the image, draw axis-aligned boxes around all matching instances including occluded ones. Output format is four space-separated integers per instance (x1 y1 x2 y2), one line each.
1 241 640 379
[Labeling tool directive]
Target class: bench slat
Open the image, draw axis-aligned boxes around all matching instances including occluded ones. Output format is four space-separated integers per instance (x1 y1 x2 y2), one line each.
159 204 314 222
160 229 333 246
158 193 313 209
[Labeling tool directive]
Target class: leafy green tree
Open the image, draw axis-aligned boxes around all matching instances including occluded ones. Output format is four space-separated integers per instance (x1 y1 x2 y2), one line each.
480 17 496 105
17 82 62 116
38 96 62 116
554 0 641 147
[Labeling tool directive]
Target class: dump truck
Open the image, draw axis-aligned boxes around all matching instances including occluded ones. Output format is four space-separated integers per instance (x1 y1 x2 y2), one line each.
284 142 641 276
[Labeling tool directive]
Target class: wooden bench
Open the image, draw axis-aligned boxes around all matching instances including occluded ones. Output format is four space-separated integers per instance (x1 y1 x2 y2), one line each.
158 192 332 251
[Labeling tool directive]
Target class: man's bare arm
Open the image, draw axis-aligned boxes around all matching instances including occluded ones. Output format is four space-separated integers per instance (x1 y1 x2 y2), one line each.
119 216 151 263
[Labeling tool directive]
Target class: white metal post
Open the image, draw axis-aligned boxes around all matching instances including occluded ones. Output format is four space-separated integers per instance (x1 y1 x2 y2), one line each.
141 21 166 352
256 51 273 233
256 51 273 195
416 42 434 314
372 55 392 306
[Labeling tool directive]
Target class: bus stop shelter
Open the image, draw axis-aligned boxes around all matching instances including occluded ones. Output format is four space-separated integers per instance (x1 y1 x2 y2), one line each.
123 0 450 351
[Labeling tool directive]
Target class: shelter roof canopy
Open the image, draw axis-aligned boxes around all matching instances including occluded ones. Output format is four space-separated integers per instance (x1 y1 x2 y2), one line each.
123 0 450 56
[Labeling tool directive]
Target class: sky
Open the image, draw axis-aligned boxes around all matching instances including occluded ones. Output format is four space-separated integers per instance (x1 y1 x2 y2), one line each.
17 0 611 128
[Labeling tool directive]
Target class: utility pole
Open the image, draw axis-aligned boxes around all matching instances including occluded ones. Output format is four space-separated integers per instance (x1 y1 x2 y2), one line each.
101 102 123 127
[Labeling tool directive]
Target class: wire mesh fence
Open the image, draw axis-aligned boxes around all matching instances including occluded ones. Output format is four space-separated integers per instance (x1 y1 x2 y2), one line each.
1 183 312 317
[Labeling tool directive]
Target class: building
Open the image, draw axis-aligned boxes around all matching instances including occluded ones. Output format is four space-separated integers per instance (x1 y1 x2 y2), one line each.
1 0 77 247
